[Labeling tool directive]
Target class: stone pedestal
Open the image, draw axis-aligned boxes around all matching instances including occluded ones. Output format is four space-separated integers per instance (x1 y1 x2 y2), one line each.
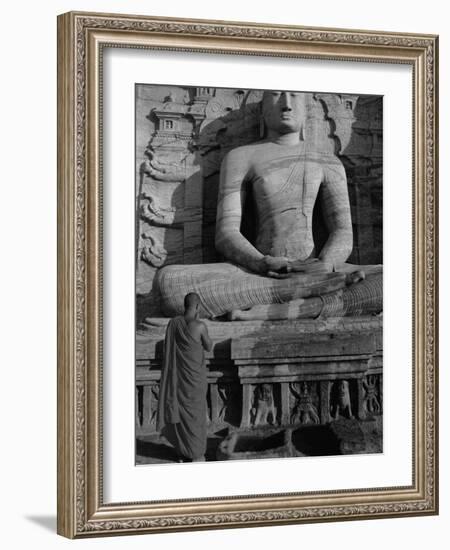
136 317 383 450
233 332 377 429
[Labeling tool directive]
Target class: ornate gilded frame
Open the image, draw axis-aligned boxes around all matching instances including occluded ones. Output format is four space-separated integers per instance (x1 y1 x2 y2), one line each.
57 11 439 538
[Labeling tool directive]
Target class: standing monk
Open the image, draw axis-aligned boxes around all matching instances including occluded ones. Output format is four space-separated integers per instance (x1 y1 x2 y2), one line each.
157 292 213 462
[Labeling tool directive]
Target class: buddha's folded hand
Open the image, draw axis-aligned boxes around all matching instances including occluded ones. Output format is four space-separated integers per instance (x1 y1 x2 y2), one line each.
287 258 333 274
261 255 290 278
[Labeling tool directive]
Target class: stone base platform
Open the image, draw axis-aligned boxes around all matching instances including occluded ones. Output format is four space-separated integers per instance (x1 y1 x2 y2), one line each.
136 417 382 464
136 316 383 448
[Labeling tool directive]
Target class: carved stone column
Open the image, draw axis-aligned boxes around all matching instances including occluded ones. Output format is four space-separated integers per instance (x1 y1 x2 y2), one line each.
240 384 253 428
319 380 332 424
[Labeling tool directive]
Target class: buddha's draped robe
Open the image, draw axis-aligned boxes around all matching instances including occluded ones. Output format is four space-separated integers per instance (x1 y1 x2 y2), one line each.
155 148 383 319
156 263 382 318
157 316 207 460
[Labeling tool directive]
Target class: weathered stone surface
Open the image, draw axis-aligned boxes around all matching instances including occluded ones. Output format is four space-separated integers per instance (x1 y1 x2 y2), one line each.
232 333 376 360
135 86 383 461
136 316 383 360
135 86 383 318
152 89 382 320
327 418 378 454
214 418 382 461
136 316 382 449
216 428 293 461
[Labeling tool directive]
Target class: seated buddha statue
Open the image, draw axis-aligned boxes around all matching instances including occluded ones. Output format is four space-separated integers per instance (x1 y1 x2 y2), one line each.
155 90 382 320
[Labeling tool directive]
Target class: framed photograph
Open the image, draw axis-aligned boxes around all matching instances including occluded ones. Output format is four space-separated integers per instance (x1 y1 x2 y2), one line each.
57 11 439 538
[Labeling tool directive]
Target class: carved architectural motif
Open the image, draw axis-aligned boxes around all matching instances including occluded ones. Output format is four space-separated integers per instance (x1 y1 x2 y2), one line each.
251 384 277 426
136 330 383 438
362 374 382 417
289 382 320 425
330 380 354 420
136 380 160 434
217 384 232 423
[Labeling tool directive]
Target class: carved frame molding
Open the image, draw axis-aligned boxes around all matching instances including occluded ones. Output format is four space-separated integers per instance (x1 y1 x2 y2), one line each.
57 11 438 538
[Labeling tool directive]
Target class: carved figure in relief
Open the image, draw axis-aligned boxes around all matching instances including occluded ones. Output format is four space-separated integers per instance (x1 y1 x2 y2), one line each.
140 194 175 225
290 382 320 425
155 91 383 319
140 233 166 267
362 375 381 415
251 384 277 426
217 385 231 422
150 385 159 425
331 380 353 420
141 148 187 182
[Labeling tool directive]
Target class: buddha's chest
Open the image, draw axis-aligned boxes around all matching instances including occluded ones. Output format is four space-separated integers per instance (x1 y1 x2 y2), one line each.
250 157 322 214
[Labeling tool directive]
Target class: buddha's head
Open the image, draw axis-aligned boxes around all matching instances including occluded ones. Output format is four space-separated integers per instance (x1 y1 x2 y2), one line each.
261 90 306 137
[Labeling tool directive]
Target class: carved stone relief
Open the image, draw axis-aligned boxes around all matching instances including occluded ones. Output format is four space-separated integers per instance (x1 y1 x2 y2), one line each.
217 384 232 423
290 382 320 425
251 384 277 427
149 385 159 426
140 232 166 268
362 374 382 417
330 380 354 420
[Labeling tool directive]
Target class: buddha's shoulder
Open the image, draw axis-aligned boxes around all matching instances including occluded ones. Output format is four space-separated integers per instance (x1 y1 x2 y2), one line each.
305 152 346 175
223 141 269 163
305 151 344 165
223 144 345 169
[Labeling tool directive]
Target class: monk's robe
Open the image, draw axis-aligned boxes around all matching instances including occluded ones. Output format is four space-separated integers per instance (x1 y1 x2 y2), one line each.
157 316 207 460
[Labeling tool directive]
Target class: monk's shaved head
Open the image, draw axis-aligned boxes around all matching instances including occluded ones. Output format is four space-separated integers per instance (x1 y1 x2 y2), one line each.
184 292 200 311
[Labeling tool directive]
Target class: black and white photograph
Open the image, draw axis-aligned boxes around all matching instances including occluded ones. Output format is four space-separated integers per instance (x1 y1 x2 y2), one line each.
135 84 383 464
1 0 444 545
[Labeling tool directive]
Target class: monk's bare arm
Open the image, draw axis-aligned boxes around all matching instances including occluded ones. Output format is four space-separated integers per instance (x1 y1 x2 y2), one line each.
215 148 266 273
318 159 353 268
199 322 213 352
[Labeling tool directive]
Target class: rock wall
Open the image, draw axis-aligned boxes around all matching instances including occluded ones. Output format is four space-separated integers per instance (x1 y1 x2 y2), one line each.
135 85 383 322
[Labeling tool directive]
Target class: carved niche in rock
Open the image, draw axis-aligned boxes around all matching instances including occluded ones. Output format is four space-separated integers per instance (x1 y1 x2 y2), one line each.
330 380 354 420
290 382 320 425
251 384 277 427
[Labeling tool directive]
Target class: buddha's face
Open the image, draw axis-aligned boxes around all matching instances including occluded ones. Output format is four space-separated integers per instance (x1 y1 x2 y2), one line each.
262 90 306 135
